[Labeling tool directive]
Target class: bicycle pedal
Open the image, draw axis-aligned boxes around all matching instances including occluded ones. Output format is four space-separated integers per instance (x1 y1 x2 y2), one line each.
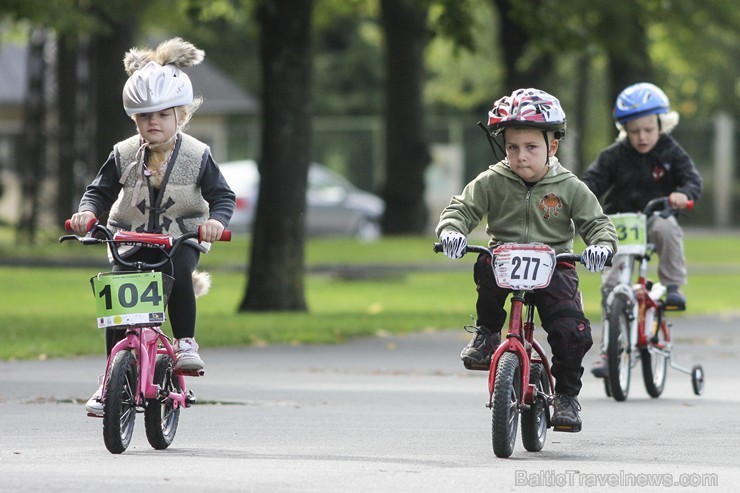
86 412 104 419
552 423 581 433
175 369 205 377
663 303 685 312
462 361 490 371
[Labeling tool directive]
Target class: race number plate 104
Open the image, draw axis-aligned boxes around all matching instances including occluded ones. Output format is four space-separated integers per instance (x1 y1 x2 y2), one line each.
609 212 647 255
90 272 166 328
492 243 557 290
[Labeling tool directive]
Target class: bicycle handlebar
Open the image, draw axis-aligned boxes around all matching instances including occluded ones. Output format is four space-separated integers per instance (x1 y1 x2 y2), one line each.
433 243 611 267
61 220 231 271
642 197 694 218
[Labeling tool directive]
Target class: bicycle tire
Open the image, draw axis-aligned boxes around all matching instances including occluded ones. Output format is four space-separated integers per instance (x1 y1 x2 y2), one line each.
521 362 549 452
491 352 521 458
145 354 181 449
103 350 138 454
641 317 668 397
606 296 631 402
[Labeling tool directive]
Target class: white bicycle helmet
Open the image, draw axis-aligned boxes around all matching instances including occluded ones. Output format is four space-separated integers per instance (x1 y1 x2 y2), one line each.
122 38 204 116
122 61 194 116
487 88 567 139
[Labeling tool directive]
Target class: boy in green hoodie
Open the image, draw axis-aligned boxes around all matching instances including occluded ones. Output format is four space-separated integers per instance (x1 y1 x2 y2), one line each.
436 88 617 430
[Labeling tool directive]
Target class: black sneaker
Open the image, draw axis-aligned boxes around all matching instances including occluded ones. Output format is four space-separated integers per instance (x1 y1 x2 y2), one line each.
551 394 582 432
460 325 500 371
665 285 686 311
590 353 608 378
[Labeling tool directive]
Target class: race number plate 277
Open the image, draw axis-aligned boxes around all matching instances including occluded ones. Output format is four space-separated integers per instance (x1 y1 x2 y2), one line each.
492 243 557 290
90 272 166 328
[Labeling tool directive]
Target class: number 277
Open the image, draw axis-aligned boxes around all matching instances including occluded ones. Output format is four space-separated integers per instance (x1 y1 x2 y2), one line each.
511 256 540 279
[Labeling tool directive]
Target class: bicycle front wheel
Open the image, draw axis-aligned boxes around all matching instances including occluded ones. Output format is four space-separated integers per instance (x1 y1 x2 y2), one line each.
520 362 549 452
491 352 521 458
641 318 668 397
606 296 631 402
145 354 181 449
103 350 138 454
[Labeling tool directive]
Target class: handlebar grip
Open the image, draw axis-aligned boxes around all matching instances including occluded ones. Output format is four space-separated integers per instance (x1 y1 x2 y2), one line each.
64 218 97 233
197 227 232 243
685 199 694 211
433 242 443 253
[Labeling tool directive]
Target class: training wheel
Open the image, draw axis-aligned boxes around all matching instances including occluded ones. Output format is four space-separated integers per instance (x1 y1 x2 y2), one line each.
691 365 704 396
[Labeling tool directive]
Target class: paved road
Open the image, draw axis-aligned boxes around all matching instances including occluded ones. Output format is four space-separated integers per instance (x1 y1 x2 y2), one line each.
1 314 738 492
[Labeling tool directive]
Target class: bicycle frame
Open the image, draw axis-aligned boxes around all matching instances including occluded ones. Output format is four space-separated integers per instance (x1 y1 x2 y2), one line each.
103 325 195 412
487 291 554 409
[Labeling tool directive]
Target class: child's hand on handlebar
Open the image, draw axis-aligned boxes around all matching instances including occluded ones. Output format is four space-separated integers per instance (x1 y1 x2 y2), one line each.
668 192 690 210
199 219 226 243
440 231 467 259
69 211 97 236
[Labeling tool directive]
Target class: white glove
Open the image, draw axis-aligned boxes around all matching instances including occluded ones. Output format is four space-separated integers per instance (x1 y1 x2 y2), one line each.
582 245 612 272
440 231 467 259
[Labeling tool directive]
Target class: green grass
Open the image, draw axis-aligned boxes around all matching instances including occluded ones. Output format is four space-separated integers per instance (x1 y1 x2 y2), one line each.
1 227 738 361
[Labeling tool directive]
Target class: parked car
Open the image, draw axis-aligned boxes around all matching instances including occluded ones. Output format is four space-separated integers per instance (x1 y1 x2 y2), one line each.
218 160 385 241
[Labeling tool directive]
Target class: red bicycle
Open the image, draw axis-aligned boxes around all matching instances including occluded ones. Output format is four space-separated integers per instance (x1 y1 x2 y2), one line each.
61 220 230 453
435 242 596 458
601 198 704 401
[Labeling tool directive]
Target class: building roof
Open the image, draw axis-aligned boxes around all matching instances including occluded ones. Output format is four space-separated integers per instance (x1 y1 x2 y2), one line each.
0 42 260 115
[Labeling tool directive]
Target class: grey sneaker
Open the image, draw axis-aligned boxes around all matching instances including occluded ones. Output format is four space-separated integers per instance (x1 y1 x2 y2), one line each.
174 337 204 371
85 375 104 416
460 325 501 371
551 394 582 432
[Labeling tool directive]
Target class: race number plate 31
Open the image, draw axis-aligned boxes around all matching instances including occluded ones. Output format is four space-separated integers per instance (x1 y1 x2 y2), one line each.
492 243 557 290
90 272 166 328
609 212 647 255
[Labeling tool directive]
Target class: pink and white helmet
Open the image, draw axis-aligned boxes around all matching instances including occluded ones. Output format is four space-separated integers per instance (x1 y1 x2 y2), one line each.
122 61 194 116
487 88 567 139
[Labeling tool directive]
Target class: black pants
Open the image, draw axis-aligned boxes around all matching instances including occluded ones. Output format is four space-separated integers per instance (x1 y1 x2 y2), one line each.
106 245 200 355
474 252 592 396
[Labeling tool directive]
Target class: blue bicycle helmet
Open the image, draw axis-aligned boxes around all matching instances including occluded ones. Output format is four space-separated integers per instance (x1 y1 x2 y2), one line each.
613 83 670 125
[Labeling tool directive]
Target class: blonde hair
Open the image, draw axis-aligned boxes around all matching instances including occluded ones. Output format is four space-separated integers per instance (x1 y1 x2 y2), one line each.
616 110 680 140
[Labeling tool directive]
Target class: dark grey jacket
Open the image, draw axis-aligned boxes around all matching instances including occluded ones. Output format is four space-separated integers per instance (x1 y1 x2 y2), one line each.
581 134 702 214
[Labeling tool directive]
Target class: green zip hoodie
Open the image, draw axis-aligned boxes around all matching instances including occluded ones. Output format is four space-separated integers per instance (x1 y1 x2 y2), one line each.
435 157 617 254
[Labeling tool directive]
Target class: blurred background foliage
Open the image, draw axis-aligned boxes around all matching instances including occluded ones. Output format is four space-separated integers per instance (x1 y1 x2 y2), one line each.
0 0 738 233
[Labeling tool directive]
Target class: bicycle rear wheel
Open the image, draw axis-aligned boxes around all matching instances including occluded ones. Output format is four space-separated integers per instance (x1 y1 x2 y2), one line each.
606 296 631 402
521 362 549 452
145 354 181 449
103 350 138 454
491 352 521 458
641 315 668 397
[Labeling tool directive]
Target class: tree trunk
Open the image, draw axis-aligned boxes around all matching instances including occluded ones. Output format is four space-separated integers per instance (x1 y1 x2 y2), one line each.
56 33 78 226
16 27 47 244
492 0 552 92
89 22 135 176
380 0 430 234
601 11 652 108
240 0 314 312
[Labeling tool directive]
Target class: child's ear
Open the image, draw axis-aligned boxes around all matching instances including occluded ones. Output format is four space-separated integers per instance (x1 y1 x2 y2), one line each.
548 139 559 157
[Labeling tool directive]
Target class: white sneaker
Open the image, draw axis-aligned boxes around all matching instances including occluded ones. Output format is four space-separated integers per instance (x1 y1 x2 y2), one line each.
174 337 204 371
85 375 104 416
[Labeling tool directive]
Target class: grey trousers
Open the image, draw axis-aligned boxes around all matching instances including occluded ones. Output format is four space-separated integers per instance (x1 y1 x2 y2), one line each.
602 214 687 289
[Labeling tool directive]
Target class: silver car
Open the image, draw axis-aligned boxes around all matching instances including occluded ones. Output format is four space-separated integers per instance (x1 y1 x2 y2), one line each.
218 160 385 241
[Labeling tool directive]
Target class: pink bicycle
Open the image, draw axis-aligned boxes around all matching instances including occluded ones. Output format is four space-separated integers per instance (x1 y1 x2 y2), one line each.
61 220 230 454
